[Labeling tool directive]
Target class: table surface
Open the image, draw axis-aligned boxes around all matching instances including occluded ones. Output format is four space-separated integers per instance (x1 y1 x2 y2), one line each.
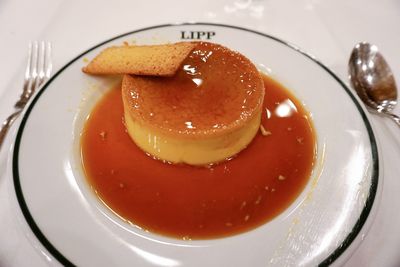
1 0 400 266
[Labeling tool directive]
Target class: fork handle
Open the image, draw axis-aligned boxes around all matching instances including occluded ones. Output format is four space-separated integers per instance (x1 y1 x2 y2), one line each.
0 109 22 151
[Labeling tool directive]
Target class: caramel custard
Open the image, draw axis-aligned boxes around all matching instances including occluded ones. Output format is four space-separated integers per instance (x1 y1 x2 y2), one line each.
122 42 265 165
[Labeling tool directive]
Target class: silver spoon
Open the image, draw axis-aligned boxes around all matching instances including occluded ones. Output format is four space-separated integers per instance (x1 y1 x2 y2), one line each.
349 42 400 127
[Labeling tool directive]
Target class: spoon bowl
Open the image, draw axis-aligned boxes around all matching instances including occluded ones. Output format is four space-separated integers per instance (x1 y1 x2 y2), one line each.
349 42 400 126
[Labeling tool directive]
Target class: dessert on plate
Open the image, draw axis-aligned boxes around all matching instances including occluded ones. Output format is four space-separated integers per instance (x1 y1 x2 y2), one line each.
84 41 265 165
81 40 315 239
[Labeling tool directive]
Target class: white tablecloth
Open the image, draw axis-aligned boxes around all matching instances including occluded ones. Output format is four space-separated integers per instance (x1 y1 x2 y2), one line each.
1 0 400 266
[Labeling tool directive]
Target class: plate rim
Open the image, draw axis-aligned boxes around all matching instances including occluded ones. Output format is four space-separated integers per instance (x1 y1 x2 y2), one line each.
12 22 379 267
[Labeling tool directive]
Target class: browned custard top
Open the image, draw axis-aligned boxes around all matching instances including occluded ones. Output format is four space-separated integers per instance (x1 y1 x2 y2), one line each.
122 42 265 138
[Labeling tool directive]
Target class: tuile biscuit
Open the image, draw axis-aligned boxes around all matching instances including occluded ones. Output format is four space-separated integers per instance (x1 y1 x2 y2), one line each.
82 42 196 77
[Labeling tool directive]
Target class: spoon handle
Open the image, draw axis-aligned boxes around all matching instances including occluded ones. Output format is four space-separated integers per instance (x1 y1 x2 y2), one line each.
382 110 400 128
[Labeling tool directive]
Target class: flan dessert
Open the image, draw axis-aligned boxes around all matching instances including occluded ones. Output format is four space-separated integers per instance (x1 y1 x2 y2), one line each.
121 42 265 165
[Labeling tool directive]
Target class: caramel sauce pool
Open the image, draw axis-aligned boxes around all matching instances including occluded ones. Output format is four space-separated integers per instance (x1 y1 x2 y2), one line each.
81 75 316 239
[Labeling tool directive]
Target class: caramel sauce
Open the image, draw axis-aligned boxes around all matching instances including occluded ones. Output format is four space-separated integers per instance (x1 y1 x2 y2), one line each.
81 75 316 239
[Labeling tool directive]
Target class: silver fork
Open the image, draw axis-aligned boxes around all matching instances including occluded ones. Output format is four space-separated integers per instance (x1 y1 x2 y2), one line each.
0 41 52 151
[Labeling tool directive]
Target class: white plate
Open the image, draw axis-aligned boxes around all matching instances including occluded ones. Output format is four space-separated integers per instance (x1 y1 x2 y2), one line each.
12 23 380 266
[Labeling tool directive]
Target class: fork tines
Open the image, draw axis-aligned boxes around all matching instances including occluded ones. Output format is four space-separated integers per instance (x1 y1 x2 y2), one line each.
15 41 52 108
